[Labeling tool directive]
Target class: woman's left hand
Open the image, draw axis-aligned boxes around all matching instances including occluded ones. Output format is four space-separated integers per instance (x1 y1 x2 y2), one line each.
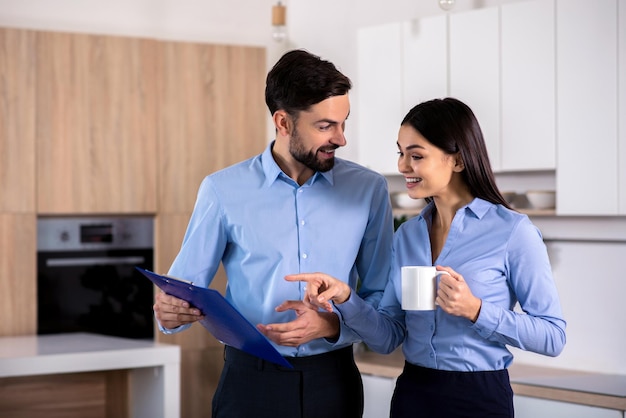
435 266 482 323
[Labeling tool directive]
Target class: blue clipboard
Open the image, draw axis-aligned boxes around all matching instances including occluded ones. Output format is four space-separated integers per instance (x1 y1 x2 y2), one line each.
136 267 292 369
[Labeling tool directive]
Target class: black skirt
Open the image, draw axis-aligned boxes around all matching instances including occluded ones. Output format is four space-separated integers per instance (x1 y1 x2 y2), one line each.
390 361 514 418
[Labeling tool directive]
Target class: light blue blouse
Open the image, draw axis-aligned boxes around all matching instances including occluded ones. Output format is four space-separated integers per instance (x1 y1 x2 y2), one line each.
337 198 566 371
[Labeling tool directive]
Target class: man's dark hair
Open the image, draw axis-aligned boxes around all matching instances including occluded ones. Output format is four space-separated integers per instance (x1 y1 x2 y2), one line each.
265 49 352 117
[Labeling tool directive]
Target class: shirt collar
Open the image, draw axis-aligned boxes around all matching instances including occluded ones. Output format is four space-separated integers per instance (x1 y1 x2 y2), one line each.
419 197 491 221
465 197 492 219
261 141 335 187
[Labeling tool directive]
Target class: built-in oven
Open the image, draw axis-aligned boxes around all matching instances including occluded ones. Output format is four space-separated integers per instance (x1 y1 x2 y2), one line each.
37 216 155 339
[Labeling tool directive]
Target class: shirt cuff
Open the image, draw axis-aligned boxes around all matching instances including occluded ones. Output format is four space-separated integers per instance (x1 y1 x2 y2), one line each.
158 321 190 335
470 300 498 338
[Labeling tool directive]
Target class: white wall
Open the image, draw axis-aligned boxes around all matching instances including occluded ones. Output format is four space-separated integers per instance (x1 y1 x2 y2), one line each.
1 0 623 376
511 241 626 374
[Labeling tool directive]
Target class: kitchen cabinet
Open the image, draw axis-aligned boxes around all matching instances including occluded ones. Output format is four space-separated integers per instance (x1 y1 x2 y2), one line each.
0 214 36 336
36 31 159 214
555 0 620 215
157 41 266 214
358 1 556 175
154 41 266 416
0 333 181 418
0 28 36 213
449 0 556 173
501 0 555 171
362 374 396 418
357 22 404 174
449 6 501 170
514 396 623 418
1 26 267 418
401 15 448 115
358 16 448 175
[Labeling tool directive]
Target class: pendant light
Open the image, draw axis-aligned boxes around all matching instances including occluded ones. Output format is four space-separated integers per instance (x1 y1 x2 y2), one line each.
272 2 287 42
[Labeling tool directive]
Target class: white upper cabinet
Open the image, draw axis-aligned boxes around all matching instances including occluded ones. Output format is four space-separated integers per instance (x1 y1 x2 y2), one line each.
358 3 555 175
357 22 404 174
501 0 556 171
556 0 619 215
449 7 501 171
357 0 624 217
402 15 448 112
357 16 449 175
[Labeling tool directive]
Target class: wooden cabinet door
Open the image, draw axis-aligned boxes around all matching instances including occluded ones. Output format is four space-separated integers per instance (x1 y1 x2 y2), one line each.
155 44 266 418
357 22 404 175
0 214 36 336
0 28 36 212
36 31 158 214
556 0 618 215
157 42 266 214
449 7 501 171
501 0 556 171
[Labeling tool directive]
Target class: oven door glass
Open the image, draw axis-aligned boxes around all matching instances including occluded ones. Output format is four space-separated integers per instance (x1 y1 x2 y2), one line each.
37 249 154 339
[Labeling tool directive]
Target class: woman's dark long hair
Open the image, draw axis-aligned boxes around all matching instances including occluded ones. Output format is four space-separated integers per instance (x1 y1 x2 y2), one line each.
401 98 511 209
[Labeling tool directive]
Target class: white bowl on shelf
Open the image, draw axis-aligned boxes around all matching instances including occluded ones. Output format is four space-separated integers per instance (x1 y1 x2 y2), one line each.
392 192 426 209
525 190 556 210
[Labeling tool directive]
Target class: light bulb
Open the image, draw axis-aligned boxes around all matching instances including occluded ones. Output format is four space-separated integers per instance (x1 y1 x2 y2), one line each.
438 0 455 11
272 26 287 42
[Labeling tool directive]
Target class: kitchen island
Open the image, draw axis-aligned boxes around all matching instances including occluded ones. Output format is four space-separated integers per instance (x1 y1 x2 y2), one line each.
0 333 180 418
355 347 626 418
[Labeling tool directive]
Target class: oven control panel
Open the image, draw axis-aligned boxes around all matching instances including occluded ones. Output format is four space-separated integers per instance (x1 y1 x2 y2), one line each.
37 217 154 251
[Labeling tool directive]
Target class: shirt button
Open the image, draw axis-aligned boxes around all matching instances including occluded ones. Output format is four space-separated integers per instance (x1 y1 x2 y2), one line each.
430 353 434 358
300 220 305 226
430 325 434 331
302 253 308 259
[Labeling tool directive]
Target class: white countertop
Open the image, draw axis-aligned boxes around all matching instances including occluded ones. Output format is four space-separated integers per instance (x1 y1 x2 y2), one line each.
0 332 180 378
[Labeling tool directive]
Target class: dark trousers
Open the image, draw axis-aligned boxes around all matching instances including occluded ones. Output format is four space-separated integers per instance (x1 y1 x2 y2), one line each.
212 345 364 418
390 362 514 418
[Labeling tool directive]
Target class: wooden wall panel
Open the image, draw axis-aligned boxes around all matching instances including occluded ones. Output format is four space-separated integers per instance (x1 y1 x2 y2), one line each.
0 372 106 418
0 214 36 336
157 41 267 214
1 25 267 418
36 31 158 214
153 40 266 418
0 370 129 418
0 28 36 212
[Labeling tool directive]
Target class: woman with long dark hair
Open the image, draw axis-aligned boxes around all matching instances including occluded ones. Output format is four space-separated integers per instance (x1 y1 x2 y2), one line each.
288 97 566 418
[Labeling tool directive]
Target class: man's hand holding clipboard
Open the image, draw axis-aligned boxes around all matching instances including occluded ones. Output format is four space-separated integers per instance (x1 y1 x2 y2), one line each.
136 267 293 369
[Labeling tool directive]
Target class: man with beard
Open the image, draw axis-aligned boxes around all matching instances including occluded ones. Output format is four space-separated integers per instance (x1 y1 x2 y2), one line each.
153 49 394 418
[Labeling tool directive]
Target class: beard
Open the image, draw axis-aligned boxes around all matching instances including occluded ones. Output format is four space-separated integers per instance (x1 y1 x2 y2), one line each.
289 127 336 172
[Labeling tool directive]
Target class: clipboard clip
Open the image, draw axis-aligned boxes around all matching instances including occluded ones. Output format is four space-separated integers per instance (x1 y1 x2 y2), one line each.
162 274 194 286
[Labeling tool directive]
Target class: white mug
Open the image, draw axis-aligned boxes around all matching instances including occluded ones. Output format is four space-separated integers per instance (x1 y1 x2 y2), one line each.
401 266 450 311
